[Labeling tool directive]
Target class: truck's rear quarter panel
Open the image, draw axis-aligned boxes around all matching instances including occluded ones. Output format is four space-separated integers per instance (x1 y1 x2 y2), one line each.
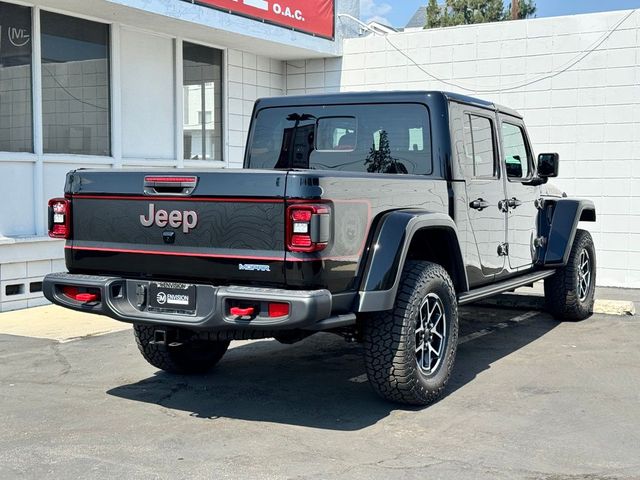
284 171 450 292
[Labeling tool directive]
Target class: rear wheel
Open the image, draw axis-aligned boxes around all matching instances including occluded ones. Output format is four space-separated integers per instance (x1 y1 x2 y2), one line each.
544 229 596 321
133 324 229 374
363 261 458 406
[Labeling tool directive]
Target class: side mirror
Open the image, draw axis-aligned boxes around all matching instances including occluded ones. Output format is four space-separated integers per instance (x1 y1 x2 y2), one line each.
537 153 559 178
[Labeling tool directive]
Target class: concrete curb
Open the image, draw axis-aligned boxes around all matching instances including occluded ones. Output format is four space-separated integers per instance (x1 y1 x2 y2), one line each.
594 300 636 316
0 305 131 342
473 294 636 316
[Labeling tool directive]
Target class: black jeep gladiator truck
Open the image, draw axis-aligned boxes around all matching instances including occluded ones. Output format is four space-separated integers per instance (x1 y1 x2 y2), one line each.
43 91 596 405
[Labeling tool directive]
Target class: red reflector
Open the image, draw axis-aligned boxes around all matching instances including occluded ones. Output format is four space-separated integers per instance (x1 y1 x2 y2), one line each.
290 234 312 247
268 303 290 317
291 209 312 222
51 224 67 236
230 306 255 316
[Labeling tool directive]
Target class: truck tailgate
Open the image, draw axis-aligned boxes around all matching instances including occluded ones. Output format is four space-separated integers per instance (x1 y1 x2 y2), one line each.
65 170 287 285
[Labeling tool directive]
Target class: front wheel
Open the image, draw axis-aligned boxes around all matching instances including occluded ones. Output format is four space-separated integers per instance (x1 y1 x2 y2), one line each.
133 324 230 374
362 261 459 406
544 229 596 321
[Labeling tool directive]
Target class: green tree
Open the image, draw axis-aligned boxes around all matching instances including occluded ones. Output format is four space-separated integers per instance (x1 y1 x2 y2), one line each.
365 131 407 174
426 0 536 29
509 0 536 19
426 0 445 28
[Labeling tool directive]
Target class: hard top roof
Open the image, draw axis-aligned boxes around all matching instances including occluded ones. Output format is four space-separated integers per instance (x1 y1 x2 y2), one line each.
255 90 522 119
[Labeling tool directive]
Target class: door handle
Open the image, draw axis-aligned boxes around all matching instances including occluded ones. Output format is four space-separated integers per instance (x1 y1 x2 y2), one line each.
508 197 523 209
469 198 490 211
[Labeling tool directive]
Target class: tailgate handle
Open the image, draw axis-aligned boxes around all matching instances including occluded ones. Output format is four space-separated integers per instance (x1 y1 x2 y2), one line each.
144 176 198 196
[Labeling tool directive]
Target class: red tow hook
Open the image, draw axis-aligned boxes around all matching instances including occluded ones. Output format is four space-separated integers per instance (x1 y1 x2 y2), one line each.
62 286 99 303
230 306 255 317
76 293 98 302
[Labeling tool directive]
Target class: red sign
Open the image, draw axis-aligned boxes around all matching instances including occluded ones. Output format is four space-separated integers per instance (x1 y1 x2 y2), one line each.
192 0 335 39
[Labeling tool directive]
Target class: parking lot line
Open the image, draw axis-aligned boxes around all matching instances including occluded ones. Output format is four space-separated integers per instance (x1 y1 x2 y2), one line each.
348 310 542 384
458 310 540 345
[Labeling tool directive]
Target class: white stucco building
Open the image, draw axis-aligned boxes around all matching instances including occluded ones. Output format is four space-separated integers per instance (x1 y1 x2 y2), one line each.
0 0 638 311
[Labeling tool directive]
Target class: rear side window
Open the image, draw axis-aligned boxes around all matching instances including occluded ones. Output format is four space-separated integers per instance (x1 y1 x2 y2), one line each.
247 103 432 175
462 114 497 178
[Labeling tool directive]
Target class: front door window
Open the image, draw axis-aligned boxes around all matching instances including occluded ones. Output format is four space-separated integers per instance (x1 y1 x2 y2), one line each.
502 122 531 179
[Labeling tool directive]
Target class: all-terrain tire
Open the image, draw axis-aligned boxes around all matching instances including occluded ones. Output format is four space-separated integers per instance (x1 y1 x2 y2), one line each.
544 229 596 321
363 261 458 406
133 324 229 374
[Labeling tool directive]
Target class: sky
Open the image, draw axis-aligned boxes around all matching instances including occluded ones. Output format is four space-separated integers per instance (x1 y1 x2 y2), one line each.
360 0 640 27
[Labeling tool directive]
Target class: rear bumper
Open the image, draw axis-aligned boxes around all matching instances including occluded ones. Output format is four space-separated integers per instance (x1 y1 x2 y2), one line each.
43 272 354 331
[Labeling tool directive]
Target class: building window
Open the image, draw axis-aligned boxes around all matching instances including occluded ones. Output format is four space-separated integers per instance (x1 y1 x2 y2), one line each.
0 2 33 153
40 11 110 156
183 42 222 161
198 111 212 125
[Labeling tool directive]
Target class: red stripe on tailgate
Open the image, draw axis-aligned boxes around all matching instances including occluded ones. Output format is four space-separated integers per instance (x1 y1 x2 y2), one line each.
65 245 291 262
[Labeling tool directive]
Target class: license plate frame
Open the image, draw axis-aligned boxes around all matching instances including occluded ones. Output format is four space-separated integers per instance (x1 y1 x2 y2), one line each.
148 282 197 313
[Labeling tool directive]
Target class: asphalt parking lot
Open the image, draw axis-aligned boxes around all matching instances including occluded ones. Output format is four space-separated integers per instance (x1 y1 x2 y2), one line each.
1 295 639 479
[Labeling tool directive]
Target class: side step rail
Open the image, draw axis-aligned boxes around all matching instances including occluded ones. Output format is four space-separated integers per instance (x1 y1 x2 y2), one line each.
457 269 556 306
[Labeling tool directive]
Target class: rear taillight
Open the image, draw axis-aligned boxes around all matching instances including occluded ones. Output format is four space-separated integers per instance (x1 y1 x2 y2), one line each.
286 204 331 253
48 198 71 239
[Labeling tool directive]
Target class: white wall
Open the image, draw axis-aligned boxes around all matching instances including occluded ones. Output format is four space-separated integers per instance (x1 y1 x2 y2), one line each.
226 49 285 168
121 28 176 160
285 9 640 288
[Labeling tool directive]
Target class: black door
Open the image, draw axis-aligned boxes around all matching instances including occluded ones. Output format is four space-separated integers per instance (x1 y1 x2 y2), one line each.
499 116 540 272
459 109 507 285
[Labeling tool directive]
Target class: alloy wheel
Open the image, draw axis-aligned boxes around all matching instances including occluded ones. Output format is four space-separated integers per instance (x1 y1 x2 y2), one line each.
415 293 446 375
578 248 592 302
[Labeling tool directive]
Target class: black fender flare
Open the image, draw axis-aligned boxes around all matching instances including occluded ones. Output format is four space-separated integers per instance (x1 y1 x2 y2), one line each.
357 210 468 312
542 198 596 266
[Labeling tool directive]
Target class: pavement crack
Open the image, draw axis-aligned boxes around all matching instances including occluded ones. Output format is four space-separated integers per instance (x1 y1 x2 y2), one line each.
155 382 189 416
50 342 71 376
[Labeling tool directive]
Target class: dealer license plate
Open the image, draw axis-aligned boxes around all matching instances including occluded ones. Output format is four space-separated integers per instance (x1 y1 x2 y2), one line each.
148 282 196 313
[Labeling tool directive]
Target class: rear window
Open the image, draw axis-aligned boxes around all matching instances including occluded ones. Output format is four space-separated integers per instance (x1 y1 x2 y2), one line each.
247 103 432 175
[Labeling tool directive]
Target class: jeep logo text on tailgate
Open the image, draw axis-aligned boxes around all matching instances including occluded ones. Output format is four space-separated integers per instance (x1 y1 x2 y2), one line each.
140 203 198 233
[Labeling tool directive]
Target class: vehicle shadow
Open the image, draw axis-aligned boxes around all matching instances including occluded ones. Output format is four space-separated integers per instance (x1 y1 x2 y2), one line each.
446 307 559 398
108 334 398 431
107 307 558 431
